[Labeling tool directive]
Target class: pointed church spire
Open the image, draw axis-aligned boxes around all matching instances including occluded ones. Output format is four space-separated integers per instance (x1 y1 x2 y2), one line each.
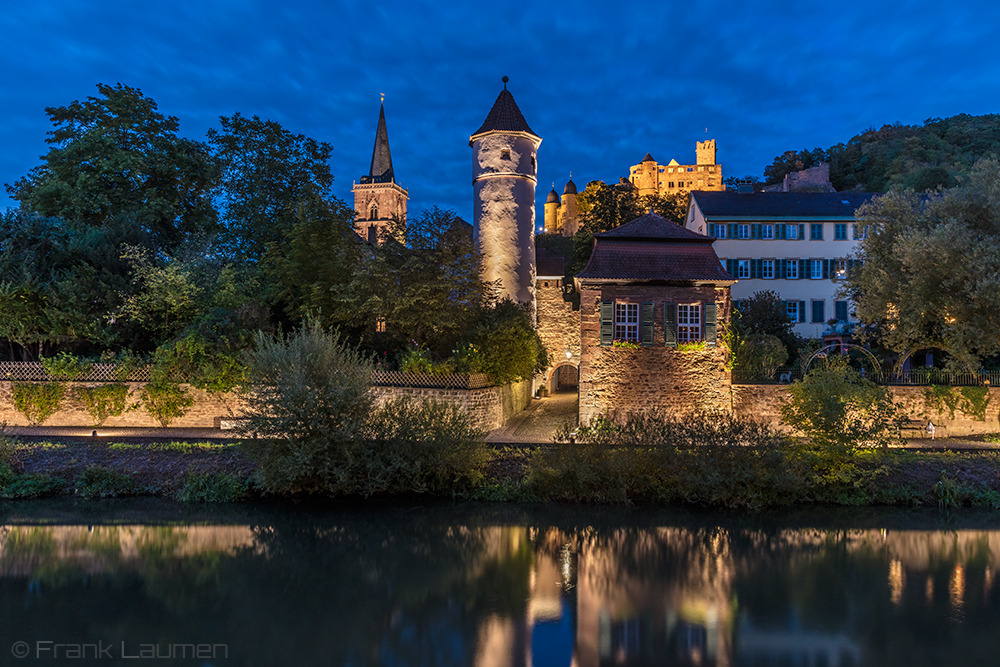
367 100 394 183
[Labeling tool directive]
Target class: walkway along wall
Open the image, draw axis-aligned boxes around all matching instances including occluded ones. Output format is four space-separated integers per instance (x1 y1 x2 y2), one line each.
0 378 532 434
732 384 1000 436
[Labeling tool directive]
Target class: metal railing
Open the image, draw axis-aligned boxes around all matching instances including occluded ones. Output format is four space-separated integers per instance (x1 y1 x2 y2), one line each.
732 367 1000 387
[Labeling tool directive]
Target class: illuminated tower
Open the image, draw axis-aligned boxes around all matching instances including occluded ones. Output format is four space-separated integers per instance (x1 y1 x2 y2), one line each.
470 77 542 305
353 98 408 243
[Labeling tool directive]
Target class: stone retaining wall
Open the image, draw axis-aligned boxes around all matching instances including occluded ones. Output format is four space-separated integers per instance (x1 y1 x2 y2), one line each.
0 380 532 433
732 384 1000 436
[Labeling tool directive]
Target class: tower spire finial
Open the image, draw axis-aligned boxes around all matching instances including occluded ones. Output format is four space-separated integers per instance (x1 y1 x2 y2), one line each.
502 75 508 90
381 93 385 103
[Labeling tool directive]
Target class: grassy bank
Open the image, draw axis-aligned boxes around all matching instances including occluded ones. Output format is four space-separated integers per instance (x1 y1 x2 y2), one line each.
5 433 1000 509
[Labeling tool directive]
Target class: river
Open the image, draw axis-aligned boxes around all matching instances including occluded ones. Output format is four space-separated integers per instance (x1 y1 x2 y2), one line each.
1 499 998 666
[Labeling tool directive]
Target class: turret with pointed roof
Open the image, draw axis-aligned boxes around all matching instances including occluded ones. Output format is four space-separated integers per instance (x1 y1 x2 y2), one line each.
353 99 408 244
470 77 542 307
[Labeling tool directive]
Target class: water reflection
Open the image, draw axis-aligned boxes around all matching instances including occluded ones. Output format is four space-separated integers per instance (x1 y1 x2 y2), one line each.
1 504 1000 666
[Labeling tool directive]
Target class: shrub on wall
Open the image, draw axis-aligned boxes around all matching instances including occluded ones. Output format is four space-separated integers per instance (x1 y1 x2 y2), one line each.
75 383 133 427
11 382 65 426
40 352 92 381
140 382 194 427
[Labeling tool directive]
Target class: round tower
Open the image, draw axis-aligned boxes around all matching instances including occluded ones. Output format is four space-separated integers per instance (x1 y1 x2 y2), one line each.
470 77 542 306
544 186 560 234
559 178 580 237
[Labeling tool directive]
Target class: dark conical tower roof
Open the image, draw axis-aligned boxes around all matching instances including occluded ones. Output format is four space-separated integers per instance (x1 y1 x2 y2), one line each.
470 79 539 141
365 101 394 183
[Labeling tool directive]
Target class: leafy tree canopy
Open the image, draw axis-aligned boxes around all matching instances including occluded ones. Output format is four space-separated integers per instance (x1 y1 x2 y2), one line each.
844 158 1000 371
5 83 219 250
763 113 1000 192
208 112 335 262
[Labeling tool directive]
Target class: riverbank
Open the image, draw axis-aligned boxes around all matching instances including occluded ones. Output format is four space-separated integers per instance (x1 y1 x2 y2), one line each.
6 433 1000 508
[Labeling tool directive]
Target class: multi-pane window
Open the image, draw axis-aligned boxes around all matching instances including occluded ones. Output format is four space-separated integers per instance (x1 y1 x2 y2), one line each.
785 301 800 322
853 224 868 240
762 259 774 279
786 224 799 240
737 259 750 279
811 300 826 323
810 259 823 279
810 224 824 240
736 224 750 239
835 223 847 240
710 224 725 239
677 304 701 343
762 224 774 239
835 259 847 279
614 303 639 341
786 260 799 279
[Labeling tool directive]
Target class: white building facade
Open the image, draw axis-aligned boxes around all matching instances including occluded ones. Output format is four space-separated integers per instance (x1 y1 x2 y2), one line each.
685 191 878 338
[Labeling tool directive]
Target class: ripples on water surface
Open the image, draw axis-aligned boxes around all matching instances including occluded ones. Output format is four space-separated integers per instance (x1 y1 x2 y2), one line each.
2 500 1000 666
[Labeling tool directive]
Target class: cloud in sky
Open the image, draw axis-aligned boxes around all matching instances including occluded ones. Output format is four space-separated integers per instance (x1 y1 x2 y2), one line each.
2 0 998 224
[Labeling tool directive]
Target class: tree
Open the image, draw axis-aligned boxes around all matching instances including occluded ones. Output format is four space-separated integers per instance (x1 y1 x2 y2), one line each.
844 159 1000 371
207 113 335 261
6 83 218 250
734 290 796 348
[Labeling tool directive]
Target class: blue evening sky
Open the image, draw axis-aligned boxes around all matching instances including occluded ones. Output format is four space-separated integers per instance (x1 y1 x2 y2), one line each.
2 1 998 229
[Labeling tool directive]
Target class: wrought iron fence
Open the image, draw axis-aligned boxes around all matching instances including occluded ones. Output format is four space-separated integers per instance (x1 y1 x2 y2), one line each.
732 367 1000 387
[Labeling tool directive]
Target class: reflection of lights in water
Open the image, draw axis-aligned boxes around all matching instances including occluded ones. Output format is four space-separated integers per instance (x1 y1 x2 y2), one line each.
889 560 904 606
926 576 934 604
986 567 994 599
560 543 574 591
950 564 965 617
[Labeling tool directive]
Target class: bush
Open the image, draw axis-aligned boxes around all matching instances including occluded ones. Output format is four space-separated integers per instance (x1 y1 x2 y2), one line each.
178 472 251 502
463 299 547 385
75 466 135 498
236 320 376 494
780 357 903 451
140 382 194 427
237 321 488 497
40 352 92 381
0 424 64 498
528 412 807 508
75 383 132 426
12 382 65 426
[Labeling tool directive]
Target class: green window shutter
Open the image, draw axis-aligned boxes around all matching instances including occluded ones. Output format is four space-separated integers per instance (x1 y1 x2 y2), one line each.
703 302 717 346
751 258 761 279
778 258 786 279
726 258 737 276
778 224 786 240
822 259 831 279
798 224 805 240
835 300 848 322
727 223 736 239
751 224 761 239
642 302 654 347
798 301 806 323
600 301 614 346
664 303 677 347
798 259 807 280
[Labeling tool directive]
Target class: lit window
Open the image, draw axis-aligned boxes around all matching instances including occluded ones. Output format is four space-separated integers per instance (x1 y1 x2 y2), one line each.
810 259 822 279
375 316 386 333
786 260 799 279
677 304 701 343
835 223 847 240
762 224 774 239
737 259 750 279
762 259 774 279
835 259 847 279
614 303 639 342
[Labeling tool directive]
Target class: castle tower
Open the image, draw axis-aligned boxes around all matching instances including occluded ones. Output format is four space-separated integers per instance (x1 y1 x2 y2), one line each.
544 186 560 234
631 153 660 197
470 77 542 305
353 99 408 243
558 178 580 236
696 139 716 165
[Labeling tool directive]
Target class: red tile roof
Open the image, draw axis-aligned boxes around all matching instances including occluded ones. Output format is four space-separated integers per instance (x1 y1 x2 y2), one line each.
576 241 733 283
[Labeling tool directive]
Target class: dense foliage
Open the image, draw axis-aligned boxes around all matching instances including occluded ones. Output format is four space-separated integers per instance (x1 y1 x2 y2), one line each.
844 158 1000 371
763 113 1000 192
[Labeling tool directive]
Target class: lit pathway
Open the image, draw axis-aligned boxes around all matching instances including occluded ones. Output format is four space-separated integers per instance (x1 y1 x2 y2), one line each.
487 390 579 445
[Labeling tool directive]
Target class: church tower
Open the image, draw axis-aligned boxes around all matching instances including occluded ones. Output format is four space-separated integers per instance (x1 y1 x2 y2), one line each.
353 99 408 243
470 77 542 305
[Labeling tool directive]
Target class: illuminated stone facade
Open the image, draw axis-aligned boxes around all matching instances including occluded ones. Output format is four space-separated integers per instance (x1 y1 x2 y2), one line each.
628 140 723 197
543 178 581 237
353 101 408 243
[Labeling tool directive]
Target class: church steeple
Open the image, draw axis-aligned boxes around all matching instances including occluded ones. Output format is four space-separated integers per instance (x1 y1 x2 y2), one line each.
353 98 408 244
364 101 395 184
